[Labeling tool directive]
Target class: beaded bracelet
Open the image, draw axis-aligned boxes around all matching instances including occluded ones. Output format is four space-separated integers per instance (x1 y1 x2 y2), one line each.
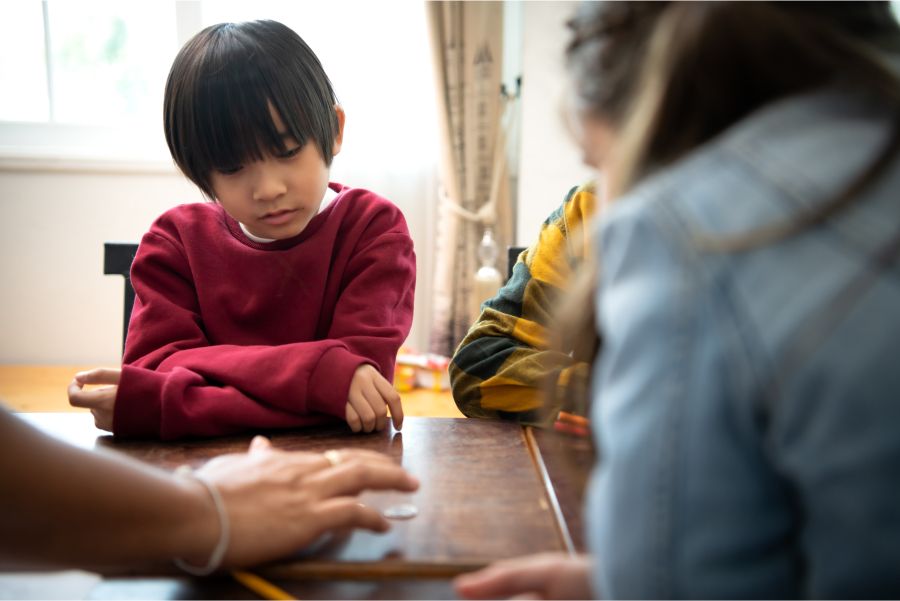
172 465 230 576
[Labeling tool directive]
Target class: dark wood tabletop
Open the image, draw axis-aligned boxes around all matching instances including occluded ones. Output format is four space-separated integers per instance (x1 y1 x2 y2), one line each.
14 413 595 600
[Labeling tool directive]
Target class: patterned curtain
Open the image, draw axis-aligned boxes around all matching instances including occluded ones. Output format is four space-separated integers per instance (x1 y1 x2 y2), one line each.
427 1 513 357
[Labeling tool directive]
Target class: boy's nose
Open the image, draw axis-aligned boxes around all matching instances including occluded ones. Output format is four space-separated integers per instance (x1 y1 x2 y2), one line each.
251 163 288 202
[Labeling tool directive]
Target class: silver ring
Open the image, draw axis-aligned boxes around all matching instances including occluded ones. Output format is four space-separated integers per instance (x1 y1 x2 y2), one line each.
323 449 342 467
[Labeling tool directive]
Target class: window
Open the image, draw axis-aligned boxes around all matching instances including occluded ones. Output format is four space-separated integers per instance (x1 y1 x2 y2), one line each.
44 3 177 125
0 2 194 167
0 2 177 125
0 2 48 122
0 1 434 170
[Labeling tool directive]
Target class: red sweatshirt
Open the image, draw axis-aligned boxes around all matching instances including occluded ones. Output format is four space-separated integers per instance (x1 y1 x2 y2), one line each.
114 183 416 439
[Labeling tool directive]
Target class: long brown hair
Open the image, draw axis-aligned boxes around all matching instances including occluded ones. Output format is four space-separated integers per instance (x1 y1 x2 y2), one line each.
555 1 900 372
607 2 900 247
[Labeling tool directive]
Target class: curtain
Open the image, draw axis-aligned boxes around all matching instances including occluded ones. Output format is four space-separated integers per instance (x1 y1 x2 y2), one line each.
427 1 514 357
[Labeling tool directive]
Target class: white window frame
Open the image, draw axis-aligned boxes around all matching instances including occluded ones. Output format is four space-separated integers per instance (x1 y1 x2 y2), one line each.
0 1 201 174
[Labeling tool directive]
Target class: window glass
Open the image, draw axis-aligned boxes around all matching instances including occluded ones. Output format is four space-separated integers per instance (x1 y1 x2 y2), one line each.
45 1 177 124
0 2 49 122
198 1 436 164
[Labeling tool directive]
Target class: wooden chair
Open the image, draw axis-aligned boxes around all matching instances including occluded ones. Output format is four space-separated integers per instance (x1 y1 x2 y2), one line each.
103 242 139 353
507 246 526 280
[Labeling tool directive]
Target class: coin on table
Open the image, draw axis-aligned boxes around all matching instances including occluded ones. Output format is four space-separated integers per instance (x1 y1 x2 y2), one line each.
383 503 418 520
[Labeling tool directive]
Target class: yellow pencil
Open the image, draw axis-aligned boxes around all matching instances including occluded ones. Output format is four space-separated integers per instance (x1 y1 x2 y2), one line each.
232 569 296 600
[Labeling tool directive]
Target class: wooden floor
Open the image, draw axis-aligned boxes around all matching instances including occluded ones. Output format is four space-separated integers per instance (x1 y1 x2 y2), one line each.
0 365 464 418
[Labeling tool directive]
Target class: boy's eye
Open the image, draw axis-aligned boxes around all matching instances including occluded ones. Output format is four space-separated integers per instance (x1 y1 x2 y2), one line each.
217 165 243 175
277 146 302 159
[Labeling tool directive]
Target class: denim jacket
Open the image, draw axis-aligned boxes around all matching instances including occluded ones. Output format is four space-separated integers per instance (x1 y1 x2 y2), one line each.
587 87 900 598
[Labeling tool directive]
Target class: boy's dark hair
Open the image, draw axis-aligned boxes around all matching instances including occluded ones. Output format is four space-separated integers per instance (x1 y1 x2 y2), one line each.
163 20 339 199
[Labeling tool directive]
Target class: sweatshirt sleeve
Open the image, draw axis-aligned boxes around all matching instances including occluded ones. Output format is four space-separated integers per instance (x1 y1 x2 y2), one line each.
449 184 596 426
115 207 415 440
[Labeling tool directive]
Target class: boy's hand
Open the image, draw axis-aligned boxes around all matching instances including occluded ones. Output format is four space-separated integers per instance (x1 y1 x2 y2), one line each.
67 368 121 432
345 364 403 433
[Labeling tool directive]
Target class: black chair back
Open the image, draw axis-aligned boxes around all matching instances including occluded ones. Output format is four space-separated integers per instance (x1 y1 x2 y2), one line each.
507 246 526 280
103 242 139 353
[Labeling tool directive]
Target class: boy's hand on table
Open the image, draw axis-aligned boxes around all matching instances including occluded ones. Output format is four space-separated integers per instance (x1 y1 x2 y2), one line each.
346 364 404 433
67 367 121 432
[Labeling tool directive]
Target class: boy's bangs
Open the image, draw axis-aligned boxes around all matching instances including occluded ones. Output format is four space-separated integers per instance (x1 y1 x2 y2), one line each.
193 66 310 174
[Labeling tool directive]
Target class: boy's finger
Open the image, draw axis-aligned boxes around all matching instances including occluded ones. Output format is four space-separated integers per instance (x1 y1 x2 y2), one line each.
75 368 121 386
67 379 84 398
249 436 272 453
353 391 378 433
345 405 362 433
372 375 403 430
374 413 388 432
68 388 101 409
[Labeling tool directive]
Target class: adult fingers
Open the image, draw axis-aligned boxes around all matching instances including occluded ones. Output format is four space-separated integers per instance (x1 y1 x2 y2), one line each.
454 559 558 600
311 497 391 535
319 448 398 467
305 460 419 499
75 368 121 386
374 375 403 430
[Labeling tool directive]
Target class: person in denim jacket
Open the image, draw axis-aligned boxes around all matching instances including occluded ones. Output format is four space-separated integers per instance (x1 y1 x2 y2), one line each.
456 2 900 598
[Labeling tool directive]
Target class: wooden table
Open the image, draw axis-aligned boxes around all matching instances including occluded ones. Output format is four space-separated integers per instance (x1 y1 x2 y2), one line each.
0 364 464 417
12 413 595 599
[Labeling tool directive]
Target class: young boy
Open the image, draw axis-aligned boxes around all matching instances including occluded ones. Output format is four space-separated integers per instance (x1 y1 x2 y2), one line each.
68 20 416 440
450 183 596 426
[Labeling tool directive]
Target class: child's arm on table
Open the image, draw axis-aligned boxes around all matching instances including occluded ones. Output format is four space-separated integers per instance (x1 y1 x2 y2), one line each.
111 222 414 440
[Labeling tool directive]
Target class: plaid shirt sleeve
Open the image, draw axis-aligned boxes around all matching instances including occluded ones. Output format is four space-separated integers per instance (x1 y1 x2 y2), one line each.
449 183 597 426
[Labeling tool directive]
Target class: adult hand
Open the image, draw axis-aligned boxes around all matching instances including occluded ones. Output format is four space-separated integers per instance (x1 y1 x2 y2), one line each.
192 436 418 568
67 368 121 432
346 364 403 433
454 552 593 600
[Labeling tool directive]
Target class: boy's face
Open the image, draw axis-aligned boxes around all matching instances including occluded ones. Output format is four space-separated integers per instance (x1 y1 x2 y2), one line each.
209 105 344 240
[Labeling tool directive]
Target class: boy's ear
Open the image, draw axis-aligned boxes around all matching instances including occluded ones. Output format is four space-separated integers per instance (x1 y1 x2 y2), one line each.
332 105 345 156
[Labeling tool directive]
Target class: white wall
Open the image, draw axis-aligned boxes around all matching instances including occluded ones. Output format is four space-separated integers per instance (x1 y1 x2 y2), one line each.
0 165 194 364
0 163 434 365
517 1 595 244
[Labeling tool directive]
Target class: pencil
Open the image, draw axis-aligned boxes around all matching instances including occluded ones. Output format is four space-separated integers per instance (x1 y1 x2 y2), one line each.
553 420 589 438
232 569 296 600
557 411 589 428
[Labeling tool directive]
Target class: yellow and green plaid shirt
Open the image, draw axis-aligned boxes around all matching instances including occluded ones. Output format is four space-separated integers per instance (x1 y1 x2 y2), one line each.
450 183 597 426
